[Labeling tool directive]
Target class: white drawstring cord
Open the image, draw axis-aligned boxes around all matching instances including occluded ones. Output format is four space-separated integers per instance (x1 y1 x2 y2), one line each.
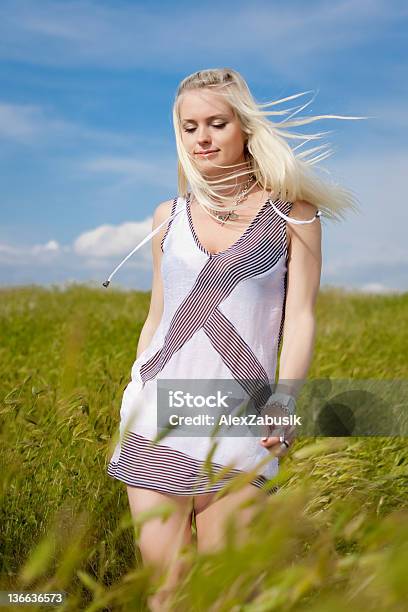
102 197 321 287
270 199 322 224
102 200 184 287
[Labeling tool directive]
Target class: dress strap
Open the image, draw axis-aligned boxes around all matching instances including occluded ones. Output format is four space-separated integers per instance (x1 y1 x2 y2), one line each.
102 197 186 287
270 199 322 224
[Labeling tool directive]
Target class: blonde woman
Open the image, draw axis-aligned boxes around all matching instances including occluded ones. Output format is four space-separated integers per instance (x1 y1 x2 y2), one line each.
104 68 360 609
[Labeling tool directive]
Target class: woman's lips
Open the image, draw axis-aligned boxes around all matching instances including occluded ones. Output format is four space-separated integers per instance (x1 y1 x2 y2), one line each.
195 150 219 156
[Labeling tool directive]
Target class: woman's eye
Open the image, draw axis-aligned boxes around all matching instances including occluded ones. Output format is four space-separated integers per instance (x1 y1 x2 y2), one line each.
183 123 227 133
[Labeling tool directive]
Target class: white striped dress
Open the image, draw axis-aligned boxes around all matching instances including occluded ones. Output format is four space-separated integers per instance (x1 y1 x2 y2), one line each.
107 192 321 496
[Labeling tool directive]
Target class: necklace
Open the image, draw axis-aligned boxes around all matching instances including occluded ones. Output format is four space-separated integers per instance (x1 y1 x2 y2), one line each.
214 174 256 225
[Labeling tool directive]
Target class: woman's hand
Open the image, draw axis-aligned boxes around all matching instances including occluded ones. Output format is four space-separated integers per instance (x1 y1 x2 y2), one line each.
258 397 297 457
259 424 296 457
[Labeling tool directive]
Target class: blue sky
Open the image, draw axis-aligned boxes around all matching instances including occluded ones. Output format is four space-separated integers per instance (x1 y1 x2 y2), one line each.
0 0 407 292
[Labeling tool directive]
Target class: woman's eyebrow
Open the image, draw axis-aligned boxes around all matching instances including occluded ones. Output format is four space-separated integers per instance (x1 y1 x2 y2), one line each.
182 114 229 123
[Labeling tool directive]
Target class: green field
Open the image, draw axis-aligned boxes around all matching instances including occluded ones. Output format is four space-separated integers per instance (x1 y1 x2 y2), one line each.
1 285 407 611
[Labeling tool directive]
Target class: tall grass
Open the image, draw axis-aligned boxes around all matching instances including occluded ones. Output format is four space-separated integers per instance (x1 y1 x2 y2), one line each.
0 284 407 611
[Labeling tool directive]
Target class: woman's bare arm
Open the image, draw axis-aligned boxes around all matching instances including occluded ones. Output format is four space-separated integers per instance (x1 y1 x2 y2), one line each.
135 199 174 359
277 199 322 397
260 199 322 452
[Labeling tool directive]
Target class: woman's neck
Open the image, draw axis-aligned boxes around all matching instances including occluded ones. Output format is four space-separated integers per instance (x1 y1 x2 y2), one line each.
207 174 257 205
191 182 265 211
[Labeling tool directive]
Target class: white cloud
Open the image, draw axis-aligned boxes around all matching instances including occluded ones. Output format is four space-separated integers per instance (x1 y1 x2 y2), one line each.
0 238 62 262
32 239 60 254
320 280 405 294
358 283 401 294
0 217 155 284
73 218 153 258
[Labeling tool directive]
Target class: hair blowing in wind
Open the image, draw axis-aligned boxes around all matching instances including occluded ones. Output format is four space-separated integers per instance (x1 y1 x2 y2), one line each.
173 67 368 226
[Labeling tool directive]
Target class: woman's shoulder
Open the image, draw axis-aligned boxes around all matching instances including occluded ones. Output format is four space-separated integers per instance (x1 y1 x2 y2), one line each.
285 199 320 246
287 198 319 229
289 199 319 219
152 197 178 227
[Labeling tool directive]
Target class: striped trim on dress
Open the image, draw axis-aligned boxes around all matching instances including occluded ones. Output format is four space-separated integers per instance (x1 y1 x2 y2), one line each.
107 431 280 496
160 196 179 253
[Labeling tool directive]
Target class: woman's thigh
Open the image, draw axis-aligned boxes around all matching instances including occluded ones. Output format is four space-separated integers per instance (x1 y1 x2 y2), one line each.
194 484 267 554
126 486 194 568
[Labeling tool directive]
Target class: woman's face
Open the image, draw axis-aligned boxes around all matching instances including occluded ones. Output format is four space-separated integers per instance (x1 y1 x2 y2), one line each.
179 89 247 177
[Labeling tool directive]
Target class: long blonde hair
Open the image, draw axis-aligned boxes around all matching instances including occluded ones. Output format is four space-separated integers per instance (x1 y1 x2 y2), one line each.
172 68 368 224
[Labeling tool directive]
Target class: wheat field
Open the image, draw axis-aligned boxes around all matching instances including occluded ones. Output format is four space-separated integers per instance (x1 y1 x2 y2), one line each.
1 285 407 611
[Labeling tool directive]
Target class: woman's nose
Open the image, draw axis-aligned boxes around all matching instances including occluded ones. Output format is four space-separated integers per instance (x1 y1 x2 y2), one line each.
196 126 211 142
